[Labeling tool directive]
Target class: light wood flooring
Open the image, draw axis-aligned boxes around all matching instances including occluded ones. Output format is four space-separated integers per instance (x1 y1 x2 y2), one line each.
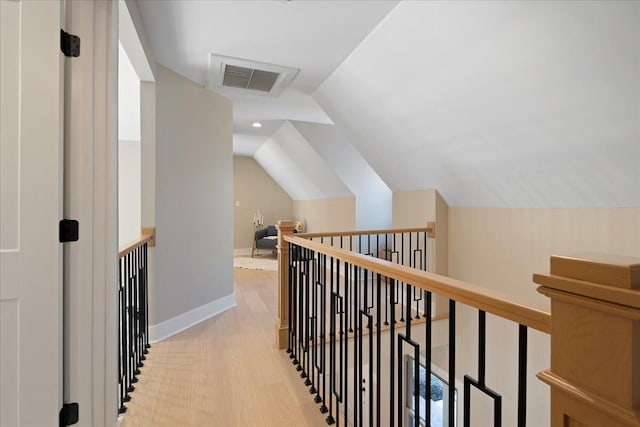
120 268 334 427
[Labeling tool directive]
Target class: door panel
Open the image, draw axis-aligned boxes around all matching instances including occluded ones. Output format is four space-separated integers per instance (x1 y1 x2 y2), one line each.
0 0 63 425
0 2 22 425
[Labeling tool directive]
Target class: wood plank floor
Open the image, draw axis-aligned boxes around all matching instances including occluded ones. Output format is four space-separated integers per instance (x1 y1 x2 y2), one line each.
120 268 334 427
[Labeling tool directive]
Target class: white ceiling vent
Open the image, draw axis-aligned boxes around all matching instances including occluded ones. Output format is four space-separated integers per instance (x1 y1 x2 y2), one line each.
222 65 280 92
209 54 299 97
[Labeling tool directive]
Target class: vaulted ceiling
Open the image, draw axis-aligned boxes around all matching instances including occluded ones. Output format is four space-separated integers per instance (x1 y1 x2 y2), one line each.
138 0 640 208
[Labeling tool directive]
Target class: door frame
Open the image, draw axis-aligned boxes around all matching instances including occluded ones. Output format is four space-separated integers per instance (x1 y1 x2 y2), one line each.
62 1 119 426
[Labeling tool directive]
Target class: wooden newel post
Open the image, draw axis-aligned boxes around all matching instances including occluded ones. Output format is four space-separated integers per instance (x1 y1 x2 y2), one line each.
534 253 640 427
275 220 294 349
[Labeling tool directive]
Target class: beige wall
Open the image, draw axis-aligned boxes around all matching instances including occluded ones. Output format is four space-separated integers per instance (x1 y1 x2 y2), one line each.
446 207 639 424
393 189 448 275
389 201 639 425
393 189 449 316
233 156 293 249
293 197 356 233
448 207 640 310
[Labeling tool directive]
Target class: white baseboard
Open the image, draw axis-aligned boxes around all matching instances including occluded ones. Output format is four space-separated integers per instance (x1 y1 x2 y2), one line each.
149 292 237 343
234 248 252 256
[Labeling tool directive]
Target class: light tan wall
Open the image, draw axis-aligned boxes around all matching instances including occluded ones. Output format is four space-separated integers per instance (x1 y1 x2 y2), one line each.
293 197 356 233
392 189 437 227
233 156 293 249
448 207 640 310
392 189 449 275
446 207 640 425
393 189 449 316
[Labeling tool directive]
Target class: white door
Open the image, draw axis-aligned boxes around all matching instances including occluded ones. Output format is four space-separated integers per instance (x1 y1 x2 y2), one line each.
0 1 64 426
347 365 371 426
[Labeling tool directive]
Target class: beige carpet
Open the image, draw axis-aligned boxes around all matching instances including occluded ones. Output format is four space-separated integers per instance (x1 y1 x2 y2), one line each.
233 255 278 271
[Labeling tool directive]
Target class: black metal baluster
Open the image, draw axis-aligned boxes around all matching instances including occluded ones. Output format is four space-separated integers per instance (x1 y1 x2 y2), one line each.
292 253 300 367
326 256 336 425
128 253 137 387
425 291 432 424
303 249 311 385
287 243 294 356
118 258 128 413
144 243 150 352
518 325 528 427
347 259 353 333
132 248 139 378
463 310 502 427
400 235 405 322
136 247 143 370
134 248 140 374
141 245 146 355
405 282 412 340
320 254 328 412
140 244 147 358
337 293 344 427
358 310 368 427
354 263 360 426
368 307 374 427
311 251 318 395
409 233 413 269
389 276 396 427
343 263 349 427
397 335 420 427
376 273 382 427
327 290 335 424
423 231 427 272
448 300 456 426
479 311 486 386
298 248 306 374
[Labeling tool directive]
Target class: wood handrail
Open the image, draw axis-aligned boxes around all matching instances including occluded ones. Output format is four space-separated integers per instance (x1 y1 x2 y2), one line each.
118 233 153 258
283 234 551 334
296 225 434 239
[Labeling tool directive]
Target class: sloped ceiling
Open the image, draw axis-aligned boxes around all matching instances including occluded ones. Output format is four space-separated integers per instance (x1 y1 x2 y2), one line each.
137 0 399 153
118 43 140 141
292 121 392 229
314 1 640 207
253 122 353 200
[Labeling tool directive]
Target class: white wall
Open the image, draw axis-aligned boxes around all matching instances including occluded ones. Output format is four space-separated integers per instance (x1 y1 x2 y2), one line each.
154 65 233 325
120 0 155 81
118 43 140 141
314 1 640 207
118 140 141 245
118 43 141 246
253 121 353 201
292 121 392 230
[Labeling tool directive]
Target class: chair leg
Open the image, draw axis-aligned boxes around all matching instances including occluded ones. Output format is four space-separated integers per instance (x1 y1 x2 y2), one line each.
251 246 255 258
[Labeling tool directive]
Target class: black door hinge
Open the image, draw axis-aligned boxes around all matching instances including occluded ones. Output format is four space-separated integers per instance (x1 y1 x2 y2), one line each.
59 219 79 243
59 402 79 426
60 29 80 57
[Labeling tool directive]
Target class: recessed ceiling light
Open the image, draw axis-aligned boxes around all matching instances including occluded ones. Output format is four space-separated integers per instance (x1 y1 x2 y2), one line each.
252 122 262 128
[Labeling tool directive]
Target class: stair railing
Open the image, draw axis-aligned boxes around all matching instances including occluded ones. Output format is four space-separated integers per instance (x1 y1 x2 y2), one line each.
117 230 154 414
275 219 640 427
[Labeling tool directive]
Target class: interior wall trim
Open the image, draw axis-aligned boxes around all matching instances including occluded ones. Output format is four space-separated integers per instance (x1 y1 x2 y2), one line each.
149 292 237 343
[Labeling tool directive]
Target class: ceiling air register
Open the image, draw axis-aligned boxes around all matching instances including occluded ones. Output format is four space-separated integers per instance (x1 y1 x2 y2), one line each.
208 54 299 97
